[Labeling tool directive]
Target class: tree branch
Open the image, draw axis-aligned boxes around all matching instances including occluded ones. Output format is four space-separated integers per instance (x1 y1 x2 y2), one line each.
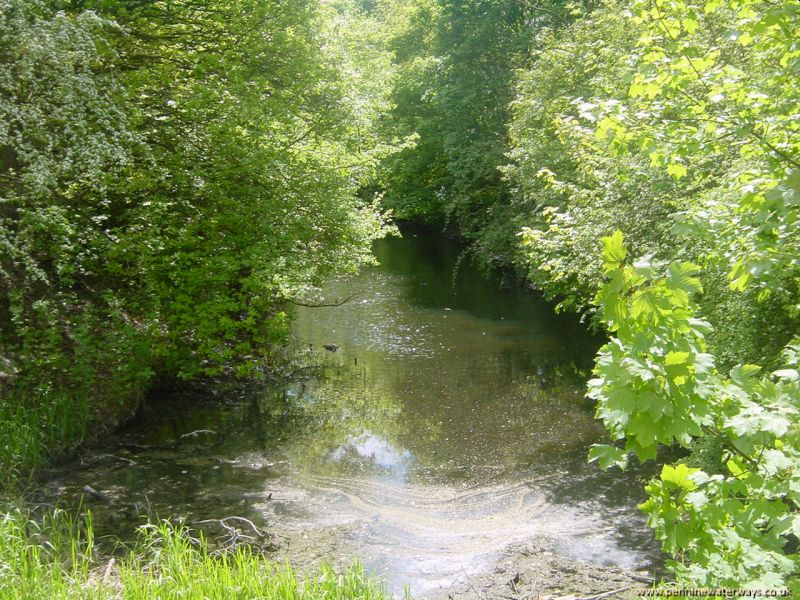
287 291 363 308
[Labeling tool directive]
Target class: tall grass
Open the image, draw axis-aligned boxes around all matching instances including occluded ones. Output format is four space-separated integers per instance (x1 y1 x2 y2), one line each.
0 510 393 599
0 508 94 599
0 389 90 492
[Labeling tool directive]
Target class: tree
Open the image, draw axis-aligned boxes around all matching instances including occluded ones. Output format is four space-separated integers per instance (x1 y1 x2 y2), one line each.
590 232 799 591
378 0 560 266
509 5 683 313
511 0 800 589
510 0 797 366
0 0 397 479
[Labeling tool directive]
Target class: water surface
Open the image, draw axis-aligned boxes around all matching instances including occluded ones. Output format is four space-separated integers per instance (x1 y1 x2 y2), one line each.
46 231 659 596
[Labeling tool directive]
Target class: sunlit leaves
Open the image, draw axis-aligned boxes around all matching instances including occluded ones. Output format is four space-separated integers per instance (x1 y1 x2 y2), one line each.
601 230 627 271
591 234 800 589
596 0 800 313
588 443 629 470
661 464 699 492
1 0 398 430
0 0 147 409
511 0 800 590
509 5 686 317
96 0 400 378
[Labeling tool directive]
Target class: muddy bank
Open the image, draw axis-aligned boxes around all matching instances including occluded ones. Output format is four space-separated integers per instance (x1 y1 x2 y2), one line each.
260 516 654 599
226 515 653 599
425 539 653 600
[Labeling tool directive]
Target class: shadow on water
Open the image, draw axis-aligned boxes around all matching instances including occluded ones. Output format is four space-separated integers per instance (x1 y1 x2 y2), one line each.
42 229 663 597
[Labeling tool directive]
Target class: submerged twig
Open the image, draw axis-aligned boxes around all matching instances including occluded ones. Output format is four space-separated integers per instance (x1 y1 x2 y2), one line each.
280 365 320 380
180 429 218 439
580 586 633 600
192 516 280 554
82 485 112 503
96 453 136 466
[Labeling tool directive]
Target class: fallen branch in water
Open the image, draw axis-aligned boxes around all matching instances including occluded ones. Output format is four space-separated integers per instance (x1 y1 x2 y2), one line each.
197 516 265 536
180 429 218 439
192 516 281 554
287 291 363 308
115 442 178 453
82 453 136 467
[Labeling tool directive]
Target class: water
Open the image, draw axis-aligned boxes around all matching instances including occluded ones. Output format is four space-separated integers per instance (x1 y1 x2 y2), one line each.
44 230 660 597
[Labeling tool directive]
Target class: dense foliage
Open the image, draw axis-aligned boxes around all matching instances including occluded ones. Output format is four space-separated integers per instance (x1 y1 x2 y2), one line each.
508 0 799 591
510 0 798 367
0 0 395 484
576 0 800 590
590 233 799 590
370 0 799 592
3 0 799 593
375 0 562 264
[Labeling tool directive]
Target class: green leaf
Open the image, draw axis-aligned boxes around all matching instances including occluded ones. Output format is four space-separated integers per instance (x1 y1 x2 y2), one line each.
629 413 659 449
773 368 799 380
600 230 627 269
661 464 698 491
666 262 703 297
588 444 629 470
665 351 691 366
727 457 748 478
667 161 687 179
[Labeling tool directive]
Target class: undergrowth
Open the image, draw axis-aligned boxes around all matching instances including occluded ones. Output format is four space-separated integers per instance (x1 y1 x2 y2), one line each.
0 389 90 493
0 509 392 600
